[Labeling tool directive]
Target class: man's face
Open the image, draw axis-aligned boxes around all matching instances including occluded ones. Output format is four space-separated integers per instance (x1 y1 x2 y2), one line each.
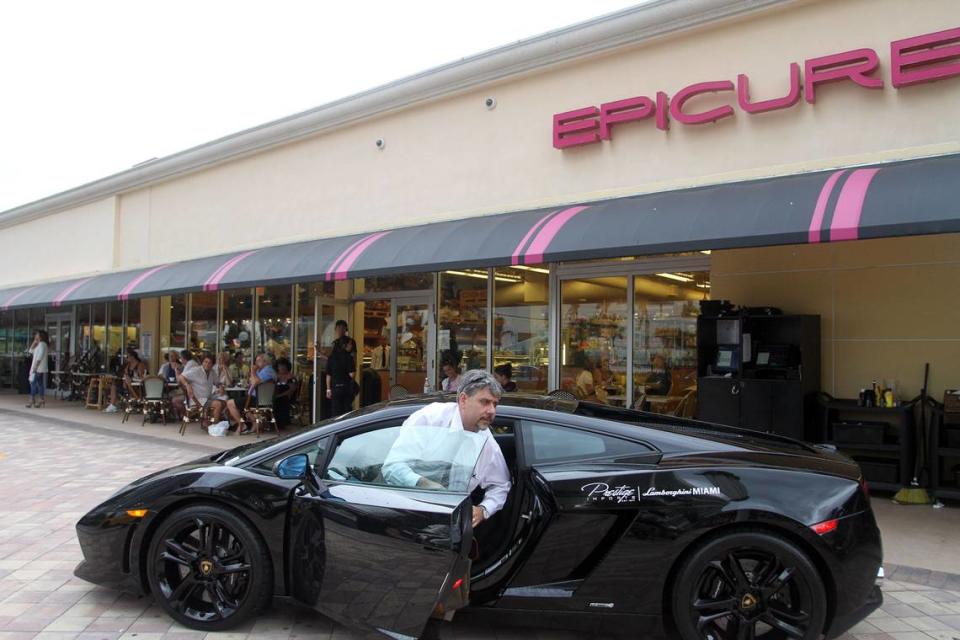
202 358 214 372
458 388 498 432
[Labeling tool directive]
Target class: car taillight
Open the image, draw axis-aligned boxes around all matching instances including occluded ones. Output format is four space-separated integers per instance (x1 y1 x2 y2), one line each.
860 475 871 499
810 518 838 535
452 578 463 590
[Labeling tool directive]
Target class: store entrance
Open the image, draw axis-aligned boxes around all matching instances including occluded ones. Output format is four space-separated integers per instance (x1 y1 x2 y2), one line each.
45 312 74 391
361 295 434 400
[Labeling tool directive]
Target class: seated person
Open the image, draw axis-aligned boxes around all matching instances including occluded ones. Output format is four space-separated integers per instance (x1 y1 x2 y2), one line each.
175 352 226 427
232 353 277 434
493 363 517 392
104 348 148 413
158 350 181 384
645 354 672 396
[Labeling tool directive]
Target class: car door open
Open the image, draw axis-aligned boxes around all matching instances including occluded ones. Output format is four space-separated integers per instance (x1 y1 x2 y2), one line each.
287 422 486 639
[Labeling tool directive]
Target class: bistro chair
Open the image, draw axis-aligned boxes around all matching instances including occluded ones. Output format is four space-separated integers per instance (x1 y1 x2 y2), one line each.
120 392 144 424
672 386 698 419
179 394 211 436
289 373 312 427
141 376 171 426
388 384 409 400
546 389 577 401
247 380 277 437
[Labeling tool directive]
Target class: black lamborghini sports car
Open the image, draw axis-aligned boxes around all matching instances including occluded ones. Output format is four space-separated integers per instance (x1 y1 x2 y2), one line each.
75 394 883 639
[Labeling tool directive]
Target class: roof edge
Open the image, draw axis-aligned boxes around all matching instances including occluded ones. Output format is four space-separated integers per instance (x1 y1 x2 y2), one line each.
0 0 791 228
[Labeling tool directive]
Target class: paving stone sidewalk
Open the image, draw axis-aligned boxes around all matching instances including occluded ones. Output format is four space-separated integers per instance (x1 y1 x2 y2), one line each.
1 410 959 640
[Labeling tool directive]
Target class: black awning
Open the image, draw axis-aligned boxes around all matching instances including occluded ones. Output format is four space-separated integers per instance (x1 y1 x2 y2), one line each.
2 152 958 309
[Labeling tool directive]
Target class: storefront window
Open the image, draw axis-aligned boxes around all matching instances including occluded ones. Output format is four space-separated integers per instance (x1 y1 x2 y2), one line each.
78 305 91 356
12 309 30 354
493 266 549 393
161 294 187 351
0 311 9 387
189 292 218 354
560 277 628 405
632 272 708 408
91 304 106 370
256 286 293 362
295 284 316 374
106 302 124 371
222 288 253 358
360 272 433 293
439 271 487 377
126 301 141 356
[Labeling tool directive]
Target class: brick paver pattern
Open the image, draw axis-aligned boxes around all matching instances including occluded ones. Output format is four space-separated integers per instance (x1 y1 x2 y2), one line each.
1 410 959 640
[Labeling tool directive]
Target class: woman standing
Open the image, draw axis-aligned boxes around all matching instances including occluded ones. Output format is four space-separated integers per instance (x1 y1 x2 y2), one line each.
27 330 49 408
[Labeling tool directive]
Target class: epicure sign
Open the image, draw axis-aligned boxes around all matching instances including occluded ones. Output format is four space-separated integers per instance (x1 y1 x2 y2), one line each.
553 26 960 149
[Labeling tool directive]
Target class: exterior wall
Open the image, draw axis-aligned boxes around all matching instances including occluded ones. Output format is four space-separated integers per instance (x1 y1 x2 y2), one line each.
711 233 960 401
0 197 116 288
107 0 959 267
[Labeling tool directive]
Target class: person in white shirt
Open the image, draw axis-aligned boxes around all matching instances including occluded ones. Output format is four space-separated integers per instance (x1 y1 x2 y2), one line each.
384 369 510 528
27 330 50 408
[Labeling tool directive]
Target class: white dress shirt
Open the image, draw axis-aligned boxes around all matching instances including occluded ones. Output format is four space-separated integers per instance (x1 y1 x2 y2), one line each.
385 402 511 519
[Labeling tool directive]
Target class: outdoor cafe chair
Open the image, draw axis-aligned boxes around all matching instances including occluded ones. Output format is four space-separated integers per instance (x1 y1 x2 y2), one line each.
141 375 171 426
247 380 277 437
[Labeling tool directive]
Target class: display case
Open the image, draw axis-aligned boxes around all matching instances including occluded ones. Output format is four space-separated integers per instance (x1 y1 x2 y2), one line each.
928 399 960 501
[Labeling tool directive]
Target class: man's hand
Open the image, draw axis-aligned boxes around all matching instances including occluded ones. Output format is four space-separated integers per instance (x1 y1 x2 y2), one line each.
472 505 486 528
416 476 444 490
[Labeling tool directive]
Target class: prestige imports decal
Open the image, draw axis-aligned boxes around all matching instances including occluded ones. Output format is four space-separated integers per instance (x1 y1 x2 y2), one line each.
581 482 722 503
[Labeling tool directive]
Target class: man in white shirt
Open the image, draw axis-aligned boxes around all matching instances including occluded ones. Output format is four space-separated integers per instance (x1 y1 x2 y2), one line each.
384 369 511 528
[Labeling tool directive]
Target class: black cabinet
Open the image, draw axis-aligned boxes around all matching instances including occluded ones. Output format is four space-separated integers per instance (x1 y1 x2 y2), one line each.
929 401 960 501
696 313 820 440
818 398 914 492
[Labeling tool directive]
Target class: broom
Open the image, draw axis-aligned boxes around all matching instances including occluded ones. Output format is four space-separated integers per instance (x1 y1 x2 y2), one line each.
893 363 933 505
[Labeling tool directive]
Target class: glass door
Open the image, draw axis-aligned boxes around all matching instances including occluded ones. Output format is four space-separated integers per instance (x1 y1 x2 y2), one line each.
394 300 432 395
45 312 74 391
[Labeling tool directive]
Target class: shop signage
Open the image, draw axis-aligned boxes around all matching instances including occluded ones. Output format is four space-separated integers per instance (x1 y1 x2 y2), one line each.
553 26 960 149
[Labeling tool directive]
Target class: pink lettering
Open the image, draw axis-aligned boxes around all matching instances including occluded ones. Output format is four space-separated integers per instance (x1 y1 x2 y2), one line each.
670 81 735 125
891 26 960 88
599 96 655 139
804 48 883 103
553 107 600 149
656 91 670 131
737 62 802 114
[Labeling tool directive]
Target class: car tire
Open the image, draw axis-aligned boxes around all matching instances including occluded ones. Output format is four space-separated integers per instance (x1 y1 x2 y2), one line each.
147 504 272 631
670 530 827 640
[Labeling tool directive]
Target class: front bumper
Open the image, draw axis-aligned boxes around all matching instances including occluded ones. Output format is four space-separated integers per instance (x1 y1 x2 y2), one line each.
73 517 144 595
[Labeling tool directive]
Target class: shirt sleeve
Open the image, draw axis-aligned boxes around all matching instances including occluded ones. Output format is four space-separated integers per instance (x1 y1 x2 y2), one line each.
477 437 512 518
381 409 429 487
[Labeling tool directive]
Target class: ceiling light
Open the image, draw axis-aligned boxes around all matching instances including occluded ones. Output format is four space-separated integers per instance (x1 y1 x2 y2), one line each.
656 272 693 283
511 265 549 275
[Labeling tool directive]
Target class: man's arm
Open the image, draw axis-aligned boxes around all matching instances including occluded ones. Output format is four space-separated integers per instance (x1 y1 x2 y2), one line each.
476 439 512 520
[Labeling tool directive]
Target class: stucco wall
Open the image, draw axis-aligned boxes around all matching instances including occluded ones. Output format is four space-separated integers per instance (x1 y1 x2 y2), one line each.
711 232 960 401
0 197 116 288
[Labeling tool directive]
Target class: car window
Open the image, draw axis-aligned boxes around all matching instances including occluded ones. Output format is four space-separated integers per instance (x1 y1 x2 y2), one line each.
522 421 652 465
323 423 486 493
252 437 329 474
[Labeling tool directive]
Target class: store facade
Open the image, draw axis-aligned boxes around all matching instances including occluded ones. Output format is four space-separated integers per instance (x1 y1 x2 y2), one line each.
0 0 957 424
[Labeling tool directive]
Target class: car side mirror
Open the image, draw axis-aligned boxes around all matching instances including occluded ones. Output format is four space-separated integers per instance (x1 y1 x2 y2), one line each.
274 454 309 480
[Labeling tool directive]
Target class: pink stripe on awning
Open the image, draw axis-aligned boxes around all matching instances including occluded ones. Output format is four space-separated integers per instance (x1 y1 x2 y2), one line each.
1 287 36 311
511 209 560 265
53 278 95 307
830 168 881 242
325 236 371 281
333 231 390 281
808 170 847 243
203 250 259 291
118 264 170 300
523 206 590 265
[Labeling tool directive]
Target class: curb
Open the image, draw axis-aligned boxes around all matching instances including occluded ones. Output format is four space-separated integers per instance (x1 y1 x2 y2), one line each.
885 563 960 590
0 406 222 453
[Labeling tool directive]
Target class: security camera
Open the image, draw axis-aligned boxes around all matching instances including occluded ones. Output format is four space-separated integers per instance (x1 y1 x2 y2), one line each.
374 138 385 150
484 97 497 110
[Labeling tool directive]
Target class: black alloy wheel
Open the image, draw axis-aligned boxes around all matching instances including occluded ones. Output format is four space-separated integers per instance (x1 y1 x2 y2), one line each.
147 505 272 631
671 531 826 640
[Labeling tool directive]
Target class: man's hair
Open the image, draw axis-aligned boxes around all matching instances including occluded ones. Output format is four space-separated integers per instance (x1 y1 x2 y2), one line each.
458 369 503 399
180 349 193 362
335 319 348 331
